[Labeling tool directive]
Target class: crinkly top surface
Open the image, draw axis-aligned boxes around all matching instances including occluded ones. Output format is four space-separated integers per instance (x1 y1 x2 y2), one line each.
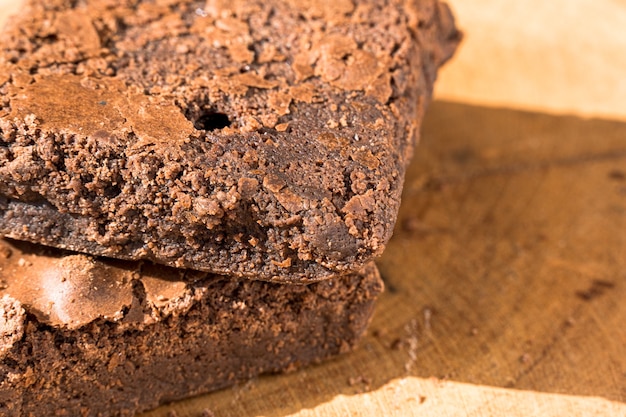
0 0 459 281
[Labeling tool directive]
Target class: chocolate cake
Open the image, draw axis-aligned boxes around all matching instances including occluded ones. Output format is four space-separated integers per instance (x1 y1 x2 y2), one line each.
0 238 383 417
0 0 460 282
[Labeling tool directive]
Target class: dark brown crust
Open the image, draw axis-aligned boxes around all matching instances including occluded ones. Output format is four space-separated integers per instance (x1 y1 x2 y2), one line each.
0 240 383 417
0 0 460 282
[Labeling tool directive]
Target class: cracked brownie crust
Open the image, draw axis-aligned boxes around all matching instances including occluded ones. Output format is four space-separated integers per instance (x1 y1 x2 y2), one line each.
0 0 460 282
0 238 383 416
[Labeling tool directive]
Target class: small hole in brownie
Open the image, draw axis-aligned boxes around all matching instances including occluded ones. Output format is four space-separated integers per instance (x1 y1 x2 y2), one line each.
193 112 231 131
104 183 122 198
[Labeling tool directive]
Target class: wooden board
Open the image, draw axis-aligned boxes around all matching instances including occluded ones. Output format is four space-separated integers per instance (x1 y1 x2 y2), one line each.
1 1 625 416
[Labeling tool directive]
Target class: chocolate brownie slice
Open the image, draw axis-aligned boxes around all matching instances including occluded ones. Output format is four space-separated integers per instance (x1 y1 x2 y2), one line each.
0 238 383 417
0 0 460 282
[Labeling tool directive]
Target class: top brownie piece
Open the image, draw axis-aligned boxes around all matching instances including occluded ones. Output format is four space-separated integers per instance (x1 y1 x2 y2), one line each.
0 0 459 282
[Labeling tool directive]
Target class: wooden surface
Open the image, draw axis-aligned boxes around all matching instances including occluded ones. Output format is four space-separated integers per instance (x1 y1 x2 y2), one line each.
1 1 625 416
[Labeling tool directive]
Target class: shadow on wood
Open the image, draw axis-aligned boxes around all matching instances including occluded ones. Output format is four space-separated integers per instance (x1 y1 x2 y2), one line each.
142 101 626 416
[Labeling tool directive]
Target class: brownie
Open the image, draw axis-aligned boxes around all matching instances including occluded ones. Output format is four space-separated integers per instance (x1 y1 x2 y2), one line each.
0 238 383 416
0 0 460 282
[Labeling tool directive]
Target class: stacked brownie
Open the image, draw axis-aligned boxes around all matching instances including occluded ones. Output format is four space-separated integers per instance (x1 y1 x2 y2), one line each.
0 0 460 415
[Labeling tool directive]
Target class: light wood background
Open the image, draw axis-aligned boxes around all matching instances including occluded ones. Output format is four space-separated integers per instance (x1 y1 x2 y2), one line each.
1 1 625 416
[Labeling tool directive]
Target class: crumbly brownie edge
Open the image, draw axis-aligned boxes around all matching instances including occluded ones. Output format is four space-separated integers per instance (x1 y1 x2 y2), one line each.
0 261 382 417
0 0 460 281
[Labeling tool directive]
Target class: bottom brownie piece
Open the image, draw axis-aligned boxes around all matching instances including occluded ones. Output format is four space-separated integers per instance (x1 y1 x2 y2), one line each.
0 239 383 417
